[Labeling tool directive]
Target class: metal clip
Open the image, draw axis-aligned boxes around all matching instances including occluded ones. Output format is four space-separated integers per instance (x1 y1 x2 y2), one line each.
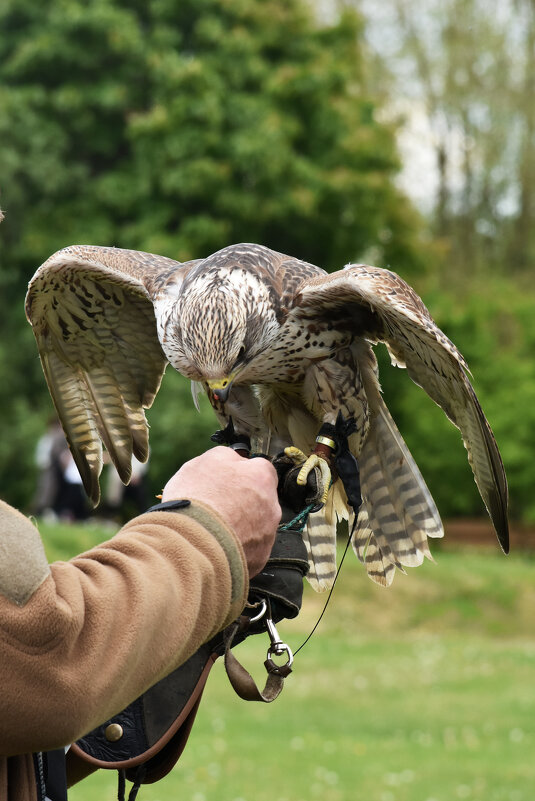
246 597 294 676
265 616 293 670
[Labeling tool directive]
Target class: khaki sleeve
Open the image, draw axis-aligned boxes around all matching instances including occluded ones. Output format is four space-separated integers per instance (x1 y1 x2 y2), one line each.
0 500 50 605
0 501 248 756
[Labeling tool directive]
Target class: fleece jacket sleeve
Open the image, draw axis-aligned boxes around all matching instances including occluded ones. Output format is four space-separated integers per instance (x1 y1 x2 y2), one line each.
0 500 248 756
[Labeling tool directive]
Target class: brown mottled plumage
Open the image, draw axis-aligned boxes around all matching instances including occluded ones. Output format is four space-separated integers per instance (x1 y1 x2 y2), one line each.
26 243 509 590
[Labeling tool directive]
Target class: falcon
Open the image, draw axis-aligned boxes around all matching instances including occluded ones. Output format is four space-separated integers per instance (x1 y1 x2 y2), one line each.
26 243 509 590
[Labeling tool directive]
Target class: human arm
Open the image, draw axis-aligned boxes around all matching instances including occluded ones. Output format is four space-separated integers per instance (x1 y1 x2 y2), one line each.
0 448 279 756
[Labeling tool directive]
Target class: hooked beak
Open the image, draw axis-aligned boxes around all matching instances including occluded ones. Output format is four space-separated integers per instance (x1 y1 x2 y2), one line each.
207 376 235 403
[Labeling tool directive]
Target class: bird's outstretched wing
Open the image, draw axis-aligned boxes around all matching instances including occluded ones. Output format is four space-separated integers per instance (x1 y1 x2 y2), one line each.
292 264 509 553
26 245 189 504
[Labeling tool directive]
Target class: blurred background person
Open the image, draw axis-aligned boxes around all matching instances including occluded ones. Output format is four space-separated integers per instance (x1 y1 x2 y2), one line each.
32 418 68 520
105 454 149 523
33 417 90 522
55 449 90 522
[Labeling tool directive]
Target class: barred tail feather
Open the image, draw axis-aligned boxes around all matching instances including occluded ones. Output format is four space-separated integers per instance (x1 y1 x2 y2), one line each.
352 504 397 587
303 465 354 591
355 397 444 585
302 512 338 592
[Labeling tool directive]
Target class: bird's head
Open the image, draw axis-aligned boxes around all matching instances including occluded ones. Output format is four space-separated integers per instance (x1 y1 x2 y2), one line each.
174 269 280 401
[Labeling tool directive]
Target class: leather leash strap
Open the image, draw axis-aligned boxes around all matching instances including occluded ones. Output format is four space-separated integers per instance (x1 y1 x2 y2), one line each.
223 619 291 703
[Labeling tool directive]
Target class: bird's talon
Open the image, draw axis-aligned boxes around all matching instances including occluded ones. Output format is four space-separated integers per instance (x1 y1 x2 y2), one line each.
296 454 331 505
283 446 307 465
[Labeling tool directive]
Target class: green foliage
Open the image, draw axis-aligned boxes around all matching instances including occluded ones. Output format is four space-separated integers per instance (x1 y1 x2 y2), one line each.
0 0 422 509
0 0 415 268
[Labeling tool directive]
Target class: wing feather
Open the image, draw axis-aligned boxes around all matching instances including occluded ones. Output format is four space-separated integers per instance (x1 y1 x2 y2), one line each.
26 246 188 503
295 265 509 552
40 349 103 504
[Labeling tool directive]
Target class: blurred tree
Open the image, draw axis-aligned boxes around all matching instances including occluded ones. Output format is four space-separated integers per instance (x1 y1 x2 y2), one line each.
359 0 535 281
0 0 423 507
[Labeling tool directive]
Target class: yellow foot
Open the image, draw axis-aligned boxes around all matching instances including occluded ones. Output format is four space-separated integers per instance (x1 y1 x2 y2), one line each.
283 446 307 465
283 447 331 506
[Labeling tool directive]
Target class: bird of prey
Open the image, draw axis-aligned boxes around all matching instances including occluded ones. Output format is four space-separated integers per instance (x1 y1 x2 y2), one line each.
26 243 508 590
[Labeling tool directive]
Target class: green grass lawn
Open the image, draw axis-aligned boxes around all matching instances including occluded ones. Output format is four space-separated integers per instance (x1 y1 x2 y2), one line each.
36 520 535 801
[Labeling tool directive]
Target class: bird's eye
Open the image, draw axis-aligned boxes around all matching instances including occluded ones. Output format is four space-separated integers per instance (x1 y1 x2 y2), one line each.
235 346 246 363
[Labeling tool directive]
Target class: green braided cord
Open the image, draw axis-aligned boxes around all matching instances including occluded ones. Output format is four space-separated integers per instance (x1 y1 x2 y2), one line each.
279 503 316 533
278 476 334 533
